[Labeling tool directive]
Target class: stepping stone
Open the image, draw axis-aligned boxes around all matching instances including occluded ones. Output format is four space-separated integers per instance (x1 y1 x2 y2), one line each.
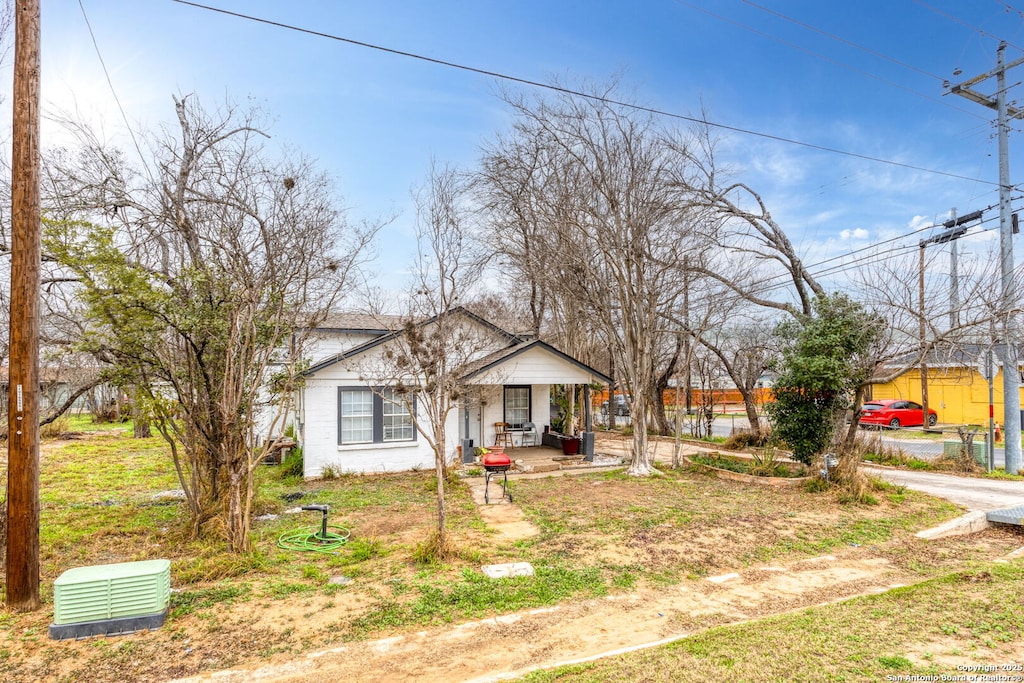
481 562 535 578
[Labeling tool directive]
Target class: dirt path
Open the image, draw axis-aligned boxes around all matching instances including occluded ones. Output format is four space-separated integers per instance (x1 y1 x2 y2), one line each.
467 477 541 541
170 549 937 683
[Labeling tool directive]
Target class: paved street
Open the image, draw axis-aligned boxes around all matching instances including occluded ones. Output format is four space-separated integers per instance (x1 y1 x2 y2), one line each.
865 466 1024 511
701 414 1024 511
707 415 1007 466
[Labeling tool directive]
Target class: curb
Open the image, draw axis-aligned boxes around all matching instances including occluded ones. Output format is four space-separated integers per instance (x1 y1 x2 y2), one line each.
915 510 990 539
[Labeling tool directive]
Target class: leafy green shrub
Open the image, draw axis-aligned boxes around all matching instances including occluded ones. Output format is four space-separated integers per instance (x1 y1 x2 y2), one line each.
766 388 838 465
767 294 884 465
748 445 784 477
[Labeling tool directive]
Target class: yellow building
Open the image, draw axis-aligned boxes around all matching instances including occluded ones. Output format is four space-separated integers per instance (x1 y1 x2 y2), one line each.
870 363 1023 426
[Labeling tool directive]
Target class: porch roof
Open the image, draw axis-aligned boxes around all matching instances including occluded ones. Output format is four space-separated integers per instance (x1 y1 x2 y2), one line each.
459 340 611 386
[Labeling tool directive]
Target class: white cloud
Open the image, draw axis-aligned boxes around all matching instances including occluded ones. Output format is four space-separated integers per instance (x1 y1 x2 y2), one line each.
907 215 932 231
839 228 869 240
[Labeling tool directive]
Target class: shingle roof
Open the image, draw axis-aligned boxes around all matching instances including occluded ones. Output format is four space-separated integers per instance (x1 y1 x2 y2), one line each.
316 312 406 333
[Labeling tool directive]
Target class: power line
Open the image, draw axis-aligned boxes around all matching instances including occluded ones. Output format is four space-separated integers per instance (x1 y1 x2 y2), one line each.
77 0 151 177
995 1 1024 20
171 0 1000 187
692 204 1011 308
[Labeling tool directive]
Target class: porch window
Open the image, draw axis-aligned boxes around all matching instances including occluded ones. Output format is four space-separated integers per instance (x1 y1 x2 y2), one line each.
504 385 530 429
338 387 417 445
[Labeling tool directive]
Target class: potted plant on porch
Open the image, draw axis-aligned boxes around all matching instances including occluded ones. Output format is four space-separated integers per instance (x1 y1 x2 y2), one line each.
560 435 581 455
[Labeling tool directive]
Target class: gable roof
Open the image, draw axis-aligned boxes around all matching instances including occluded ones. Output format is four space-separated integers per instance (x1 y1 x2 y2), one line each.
459 339 611 384
302 306 522 377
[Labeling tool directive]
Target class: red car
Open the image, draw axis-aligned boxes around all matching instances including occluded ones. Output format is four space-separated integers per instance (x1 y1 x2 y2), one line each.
859 399 937 429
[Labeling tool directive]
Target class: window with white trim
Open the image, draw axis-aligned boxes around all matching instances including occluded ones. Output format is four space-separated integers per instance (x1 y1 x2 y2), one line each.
340 389 373 444
504 385 530 429
382 389 414 442
337 387 417 445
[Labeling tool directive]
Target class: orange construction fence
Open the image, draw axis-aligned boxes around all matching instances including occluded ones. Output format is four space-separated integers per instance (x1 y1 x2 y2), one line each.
591 387 773 407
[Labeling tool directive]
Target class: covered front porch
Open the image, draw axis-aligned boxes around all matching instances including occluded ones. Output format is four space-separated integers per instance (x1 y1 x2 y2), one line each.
455 339 612 462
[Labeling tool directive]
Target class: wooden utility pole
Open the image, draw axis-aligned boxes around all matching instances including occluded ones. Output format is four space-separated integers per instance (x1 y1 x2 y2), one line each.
6 0 41 610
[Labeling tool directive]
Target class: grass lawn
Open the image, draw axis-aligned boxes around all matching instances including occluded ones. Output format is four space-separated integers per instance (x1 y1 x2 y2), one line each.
0 423 1020 681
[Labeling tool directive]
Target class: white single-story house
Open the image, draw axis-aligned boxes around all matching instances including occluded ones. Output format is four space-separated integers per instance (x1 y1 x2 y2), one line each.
293 307 610 478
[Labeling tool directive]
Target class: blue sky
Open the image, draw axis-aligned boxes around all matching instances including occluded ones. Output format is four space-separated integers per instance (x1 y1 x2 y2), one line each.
25 0 1024 295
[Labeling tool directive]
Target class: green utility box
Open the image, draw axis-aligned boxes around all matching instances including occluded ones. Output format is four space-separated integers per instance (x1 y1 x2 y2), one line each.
50 559 170 640
942 440 987 466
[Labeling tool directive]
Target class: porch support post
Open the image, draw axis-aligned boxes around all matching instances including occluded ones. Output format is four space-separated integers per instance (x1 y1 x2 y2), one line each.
582 384 595 461
584 385 592 432
461 397 474 463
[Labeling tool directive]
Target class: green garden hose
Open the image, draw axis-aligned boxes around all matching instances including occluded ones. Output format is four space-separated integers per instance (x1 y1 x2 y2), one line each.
277 525 351 554
277 504 351 554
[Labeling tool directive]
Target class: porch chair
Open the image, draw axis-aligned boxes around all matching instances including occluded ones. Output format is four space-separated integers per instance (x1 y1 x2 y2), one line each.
493 422 514 448
521 421 538 447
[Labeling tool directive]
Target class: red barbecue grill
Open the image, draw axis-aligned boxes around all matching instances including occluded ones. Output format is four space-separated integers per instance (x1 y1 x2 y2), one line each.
482 451 513 504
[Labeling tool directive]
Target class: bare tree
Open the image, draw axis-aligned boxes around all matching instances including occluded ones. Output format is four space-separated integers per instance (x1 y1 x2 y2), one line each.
683 133 824 319
478 84 716 475
41 94 376 551
357 163 485 557
696 316 776 432
475 126 555 337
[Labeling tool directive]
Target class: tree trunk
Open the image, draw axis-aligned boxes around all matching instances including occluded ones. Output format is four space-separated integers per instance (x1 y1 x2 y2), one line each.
134 418 152 439
226 469 250 553
607 354 617 430
652 335 683 436
627 394 655 476
434 442 447 551
743 393 761 433
650 384 670 436
840 384 868 456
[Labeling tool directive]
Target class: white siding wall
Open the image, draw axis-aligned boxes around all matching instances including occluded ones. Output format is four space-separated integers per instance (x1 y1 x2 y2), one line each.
300 365 459 478
305 331 382 364
297 325 595 472
472 347 600 385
